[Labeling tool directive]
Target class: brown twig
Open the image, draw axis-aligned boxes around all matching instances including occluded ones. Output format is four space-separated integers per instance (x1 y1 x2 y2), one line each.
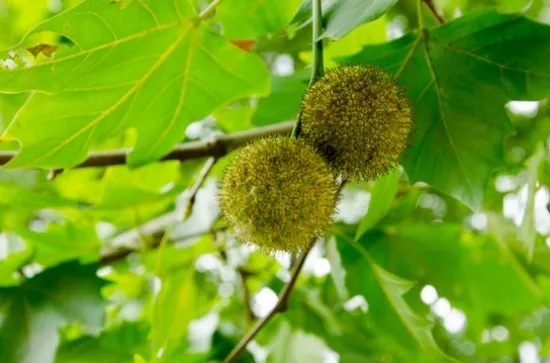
100 227 223 264
237 268 255 324
100 157 219 264
223 240 316 363
182 156 217 219
0 121 294 169
215 231 255 324
423 0 446 24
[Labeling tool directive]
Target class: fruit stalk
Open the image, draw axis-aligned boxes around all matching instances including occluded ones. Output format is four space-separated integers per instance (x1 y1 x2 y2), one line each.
291 0 324 139
223 2 328 362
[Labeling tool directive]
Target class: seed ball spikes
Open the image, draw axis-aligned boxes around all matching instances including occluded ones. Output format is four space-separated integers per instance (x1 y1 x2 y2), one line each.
299 64 413 181
219 136 338 253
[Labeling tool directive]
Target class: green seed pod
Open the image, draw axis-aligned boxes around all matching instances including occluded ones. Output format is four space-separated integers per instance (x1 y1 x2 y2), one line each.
219 136 338 253
299 64 413 181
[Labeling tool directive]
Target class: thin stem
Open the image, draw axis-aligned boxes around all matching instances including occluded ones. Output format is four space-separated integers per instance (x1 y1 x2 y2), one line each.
309 0 325 86
198 0 223 20
417 0 425 29
100 157 219 264
0 121 294 169
100 227 222 264
291 0 324 139
182 156 217 219
223 240 316 363
237 268 255 324
423 0 446 24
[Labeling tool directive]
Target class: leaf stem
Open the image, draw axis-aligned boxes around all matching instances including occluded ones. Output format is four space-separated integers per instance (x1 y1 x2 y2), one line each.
393 36 421 80
423 0 446 24
223 240 316 363
291 0 324 138
198 0 223 20
394 0 428 81
417 0 425 29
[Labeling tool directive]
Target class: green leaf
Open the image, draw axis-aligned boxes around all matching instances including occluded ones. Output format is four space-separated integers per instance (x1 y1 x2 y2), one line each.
0 183 89 210
345 11 550 209
0 93 28 131
96 161 181 208
252 70 309 126
205 330 255 363
56 323 150 363
14 221 101 268
267 321 328 363
0 232 32 286
0 0 270 168
284 278 444 362
371 223 541 332
355 168 400 240
0 261 106 363
213 104 255 132
326 236 348 300
150 263 197 358
335 235 452 360
216 0 302 38
518 142 546 260
291 0 397 40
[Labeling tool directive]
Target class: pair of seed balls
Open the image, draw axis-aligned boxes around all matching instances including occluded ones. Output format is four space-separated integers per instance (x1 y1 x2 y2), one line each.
219 65 412 253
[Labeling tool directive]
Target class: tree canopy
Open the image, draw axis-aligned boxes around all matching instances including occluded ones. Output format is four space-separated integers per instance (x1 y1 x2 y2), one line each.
1 0 550 362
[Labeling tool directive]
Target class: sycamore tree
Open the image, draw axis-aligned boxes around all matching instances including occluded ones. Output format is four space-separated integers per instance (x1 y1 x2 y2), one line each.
1 0 550 362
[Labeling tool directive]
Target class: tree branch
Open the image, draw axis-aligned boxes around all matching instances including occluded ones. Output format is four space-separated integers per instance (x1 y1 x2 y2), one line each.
223 240 316 363
100 157 219 264
237 268 255 324
0 121 294 169
99 227 215 264
423 0 446 24
182 156 217 219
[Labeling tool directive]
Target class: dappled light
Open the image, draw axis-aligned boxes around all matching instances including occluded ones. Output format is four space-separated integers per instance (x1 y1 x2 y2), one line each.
0 0 550 362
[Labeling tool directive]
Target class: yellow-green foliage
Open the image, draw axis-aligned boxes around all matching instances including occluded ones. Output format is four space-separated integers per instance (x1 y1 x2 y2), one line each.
219 137 338 253
299 64 412 181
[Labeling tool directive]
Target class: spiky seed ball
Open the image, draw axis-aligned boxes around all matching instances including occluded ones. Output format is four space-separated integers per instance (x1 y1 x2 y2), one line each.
218 136 338 253
299 64 412 181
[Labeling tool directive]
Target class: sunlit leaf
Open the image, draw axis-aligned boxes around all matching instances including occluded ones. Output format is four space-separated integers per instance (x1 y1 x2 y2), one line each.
326 236 348 300
518 142 546 259
0 232 32 286
217 0 302 38
0 0 270 168
150 254 198 358
267 321 328 363
13 220 101 268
